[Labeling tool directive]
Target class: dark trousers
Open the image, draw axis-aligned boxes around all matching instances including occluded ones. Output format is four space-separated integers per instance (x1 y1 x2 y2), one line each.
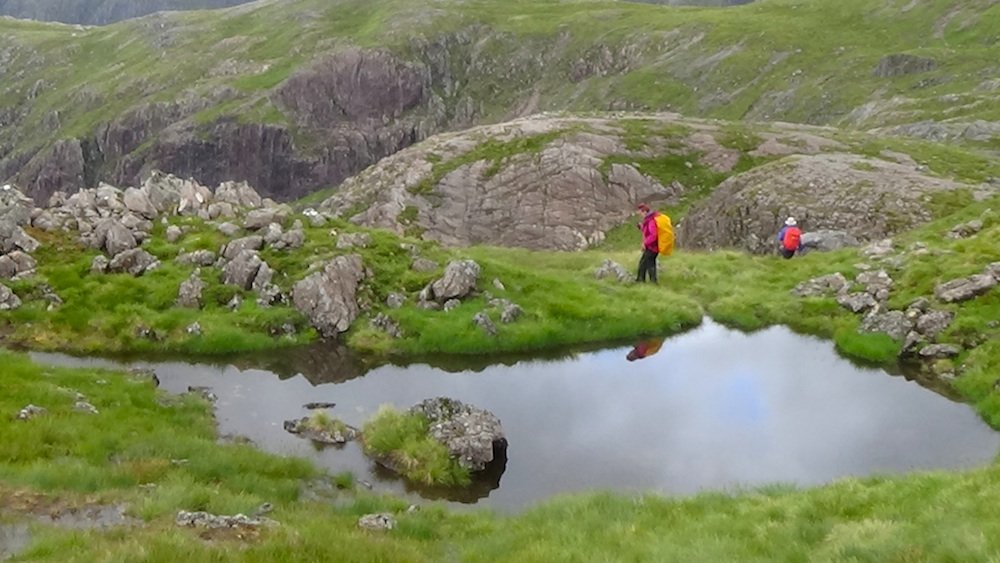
637 249 658 283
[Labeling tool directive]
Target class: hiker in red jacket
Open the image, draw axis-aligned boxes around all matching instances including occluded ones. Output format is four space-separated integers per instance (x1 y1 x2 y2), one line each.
776 217 802 260
636 203 659 283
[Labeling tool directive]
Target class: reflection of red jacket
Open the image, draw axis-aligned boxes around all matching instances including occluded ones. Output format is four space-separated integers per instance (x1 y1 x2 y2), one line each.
641 212 659 252
630 338 664 360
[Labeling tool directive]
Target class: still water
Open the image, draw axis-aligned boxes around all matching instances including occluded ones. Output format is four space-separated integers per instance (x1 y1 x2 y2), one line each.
31 319 1000 510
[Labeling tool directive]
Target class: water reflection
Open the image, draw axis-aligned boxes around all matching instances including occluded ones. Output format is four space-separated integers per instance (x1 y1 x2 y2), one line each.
29 319 1000 511
626 338 664 362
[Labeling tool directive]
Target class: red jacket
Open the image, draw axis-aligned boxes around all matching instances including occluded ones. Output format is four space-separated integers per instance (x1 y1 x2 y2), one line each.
641 212 659 252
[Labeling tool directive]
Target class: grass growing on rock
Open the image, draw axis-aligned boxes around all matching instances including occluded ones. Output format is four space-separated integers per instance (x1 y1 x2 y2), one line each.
361 406 470 487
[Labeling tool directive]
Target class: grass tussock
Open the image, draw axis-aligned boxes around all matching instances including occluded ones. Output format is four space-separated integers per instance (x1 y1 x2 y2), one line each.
362 406 470 487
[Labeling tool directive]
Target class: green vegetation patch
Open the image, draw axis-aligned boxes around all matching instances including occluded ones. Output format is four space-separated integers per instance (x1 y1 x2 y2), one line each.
361 406 470 487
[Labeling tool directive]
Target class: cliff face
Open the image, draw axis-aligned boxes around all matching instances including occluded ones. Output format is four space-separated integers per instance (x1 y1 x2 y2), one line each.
0 0 997 203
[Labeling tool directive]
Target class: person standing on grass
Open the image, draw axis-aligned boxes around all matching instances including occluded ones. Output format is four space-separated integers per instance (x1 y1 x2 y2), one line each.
636 203 660 283
776 216 802 260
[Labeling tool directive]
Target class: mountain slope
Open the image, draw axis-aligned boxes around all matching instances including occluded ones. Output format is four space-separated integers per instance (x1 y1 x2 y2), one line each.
0 0 997 202
0 0 252 25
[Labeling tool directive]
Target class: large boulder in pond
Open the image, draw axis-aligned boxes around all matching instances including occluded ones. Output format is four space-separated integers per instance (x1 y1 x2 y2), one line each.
409 397 506 472
292 254 367 338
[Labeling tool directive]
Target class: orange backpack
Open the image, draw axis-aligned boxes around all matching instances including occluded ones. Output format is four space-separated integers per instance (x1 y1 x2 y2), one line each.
654 213 675 256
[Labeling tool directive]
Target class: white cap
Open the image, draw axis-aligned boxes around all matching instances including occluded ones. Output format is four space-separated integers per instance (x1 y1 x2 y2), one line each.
785 217 797 226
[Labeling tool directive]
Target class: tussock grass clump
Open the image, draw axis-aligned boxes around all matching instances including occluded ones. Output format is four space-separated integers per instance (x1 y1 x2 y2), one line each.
303 410 350 436
362 406 469 487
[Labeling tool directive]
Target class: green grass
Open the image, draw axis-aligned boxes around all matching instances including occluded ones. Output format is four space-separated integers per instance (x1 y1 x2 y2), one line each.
361 406 470 487
302 411 351 436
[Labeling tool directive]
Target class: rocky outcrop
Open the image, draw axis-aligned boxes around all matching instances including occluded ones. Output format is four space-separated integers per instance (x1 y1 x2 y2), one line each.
292 254 367 338
409 397 507 472
106 248 159 276
799 230 860 254
0 283 22 310
176 270 206 308
678 153 968 254
319 116 691 250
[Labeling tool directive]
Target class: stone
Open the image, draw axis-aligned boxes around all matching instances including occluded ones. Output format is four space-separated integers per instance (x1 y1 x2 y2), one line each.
74 401 99 415
221 235 264 261
856 270 893 298
862 239 895 259
500 302 524 323
443 299 461 312
186 322 202 335
901 331 924 355
918 344 962 359
915 310 954 339
799 230 860 254
303 208 326 227
595 259 630 283
0 251 36 279
492 278 506 291
791 272 849 297
90 255 109 274
948 219 983 239
837 292 877 313
244 206 290 230
16 404 46 420
386 292 406 309
175 250 217 267
207 201 237 220
283 417 357 444
262 222 284 245
336 232 372 249
107 249 159 276
186 386 217 403
165 225 183 243
278 228 305 250
123 187 157 219
370 313 404 338
473 311 498 336
421 260 480 303
176 510 274 529
859 309 912 341
292 254 367 338
409 397 506 471
176 270 206 309
222 250 265 290
935 273 997 303
410 257 438 272
215 180 263 209
218 222 241 237
88 218 137 256
358 513 395 532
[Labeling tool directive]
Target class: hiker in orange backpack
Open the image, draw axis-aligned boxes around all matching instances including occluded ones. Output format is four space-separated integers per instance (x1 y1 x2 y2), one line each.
776 217 802 260
635 203 675 283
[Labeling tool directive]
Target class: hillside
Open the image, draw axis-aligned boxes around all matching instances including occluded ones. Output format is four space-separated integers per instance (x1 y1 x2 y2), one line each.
0 0 250 25
0 0 997 203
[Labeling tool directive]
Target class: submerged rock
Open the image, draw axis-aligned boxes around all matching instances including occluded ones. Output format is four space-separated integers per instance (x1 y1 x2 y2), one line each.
283 417 357 444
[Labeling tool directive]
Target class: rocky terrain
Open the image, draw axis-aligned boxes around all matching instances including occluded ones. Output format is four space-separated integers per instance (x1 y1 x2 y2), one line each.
319 113 996 252
0 0 996 203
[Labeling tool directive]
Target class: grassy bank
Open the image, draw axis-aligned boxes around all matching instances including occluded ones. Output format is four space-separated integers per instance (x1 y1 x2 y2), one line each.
5 345 1000 561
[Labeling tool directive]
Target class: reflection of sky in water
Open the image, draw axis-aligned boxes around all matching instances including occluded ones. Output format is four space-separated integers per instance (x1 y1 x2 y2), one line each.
31 319 1000 511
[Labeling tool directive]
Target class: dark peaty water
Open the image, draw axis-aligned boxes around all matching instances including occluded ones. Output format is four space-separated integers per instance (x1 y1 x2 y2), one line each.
31 319 1000 511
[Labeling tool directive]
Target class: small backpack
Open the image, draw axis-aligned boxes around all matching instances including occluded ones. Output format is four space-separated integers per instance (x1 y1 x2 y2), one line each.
654 213 675 256
782 226 801 251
